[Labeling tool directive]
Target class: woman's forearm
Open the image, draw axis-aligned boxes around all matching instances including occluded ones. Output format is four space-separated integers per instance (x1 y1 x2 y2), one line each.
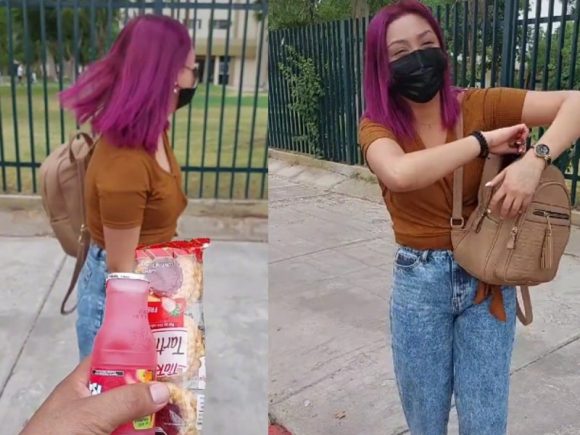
535 92 580 159
103 226 140 273
389 135 481 191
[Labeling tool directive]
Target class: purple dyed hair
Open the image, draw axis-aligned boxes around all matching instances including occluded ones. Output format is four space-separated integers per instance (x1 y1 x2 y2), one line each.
59 14 192 153
362 0 460 145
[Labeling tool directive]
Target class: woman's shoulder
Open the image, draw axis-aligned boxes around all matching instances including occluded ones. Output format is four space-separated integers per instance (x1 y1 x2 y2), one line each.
461 86 488 104
358 117 397 152
359 117 395 138
91 137 153 183
93 137 151 166
461 86 527 107
461 86 528 129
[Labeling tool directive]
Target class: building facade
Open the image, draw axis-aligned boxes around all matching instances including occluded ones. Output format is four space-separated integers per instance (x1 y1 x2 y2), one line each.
155 0 268 92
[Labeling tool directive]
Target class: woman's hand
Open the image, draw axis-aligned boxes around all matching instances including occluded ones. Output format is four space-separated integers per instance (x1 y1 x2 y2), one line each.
483 124 529 156
486 151 546 219
21 357 169 435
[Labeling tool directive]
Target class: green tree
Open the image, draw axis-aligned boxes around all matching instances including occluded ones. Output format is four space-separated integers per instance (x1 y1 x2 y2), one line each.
0 9 24 76
278 45 324 156
269 0 397 29
0 3 121 78
534 5 580 90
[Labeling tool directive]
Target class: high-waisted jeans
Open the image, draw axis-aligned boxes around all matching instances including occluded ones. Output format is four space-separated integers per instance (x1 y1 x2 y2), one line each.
76 243 108 361
390 246 517 435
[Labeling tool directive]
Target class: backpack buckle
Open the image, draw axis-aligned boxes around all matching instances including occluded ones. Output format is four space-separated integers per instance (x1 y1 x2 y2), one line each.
450 217 465 228
78 224 88 243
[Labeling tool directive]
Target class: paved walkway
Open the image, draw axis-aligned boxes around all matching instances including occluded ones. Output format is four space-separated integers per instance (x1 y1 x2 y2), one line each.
269 158 580 435
0 236 267 435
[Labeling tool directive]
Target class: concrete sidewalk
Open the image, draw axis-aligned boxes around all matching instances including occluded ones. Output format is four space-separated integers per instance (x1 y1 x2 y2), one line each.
0 236 267 435
269 157 580 435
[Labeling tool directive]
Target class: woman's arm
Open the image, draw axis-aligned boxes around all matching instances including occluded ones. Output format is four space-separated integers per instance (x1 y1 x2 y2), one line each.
103 226 141 273
489 90 580 218
366 136 480 192
97 156 150 272
366 124 528 192
521 90 580 160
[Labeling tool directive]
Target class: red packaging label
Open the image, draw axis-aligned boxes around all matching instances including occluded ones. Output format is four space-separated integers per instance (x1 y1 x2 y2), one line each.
148 295 189 379
148 297 186 329
89 368 155 431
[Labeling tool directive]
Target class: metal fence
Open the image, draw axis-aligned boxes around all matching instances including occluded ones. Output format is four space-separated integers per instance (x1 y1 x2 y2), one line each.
0 0 268 199
268 0 580 205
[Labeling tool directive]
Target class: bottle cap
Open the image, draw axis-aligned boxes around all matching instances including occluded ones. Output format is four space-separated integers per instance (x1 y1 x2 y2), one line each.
106 272 149 283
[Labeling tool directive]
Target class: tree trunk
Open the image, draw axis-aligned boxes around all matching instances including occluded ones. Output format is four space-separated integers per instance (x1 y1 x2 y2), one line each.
352 0 370 18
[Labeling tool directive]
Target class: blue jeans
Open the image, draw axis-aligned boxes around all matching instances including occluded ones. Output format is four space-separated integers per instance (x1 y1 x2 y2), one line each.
76 243 108 361
390 246 517 435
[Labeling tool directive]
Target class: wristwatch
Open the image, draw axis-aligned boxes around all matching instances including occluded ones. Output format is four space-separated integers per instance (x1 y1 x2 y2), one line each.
533 143 552 166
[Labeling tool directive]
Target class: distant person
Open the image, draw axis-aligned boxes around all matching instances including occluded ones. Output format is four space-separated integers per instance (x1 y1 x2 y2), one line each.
17 64 24 85
59 14 199 360
20 358 170 434
359 1 580 434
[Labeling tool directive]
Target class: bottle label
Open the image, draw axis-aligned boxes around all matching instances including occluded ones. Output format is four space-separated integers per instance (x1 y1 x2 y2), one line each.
89 368 155 430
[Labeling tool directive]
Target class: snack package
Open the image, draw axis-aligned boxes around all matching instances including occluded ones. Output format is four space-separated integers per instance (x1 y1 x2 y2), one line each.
135 238 210 435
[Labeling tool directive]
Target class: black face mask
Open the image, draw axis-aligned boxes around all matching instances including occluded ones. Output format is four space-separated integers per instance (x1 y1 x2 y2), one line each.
390 47 447 103
176 87 197 110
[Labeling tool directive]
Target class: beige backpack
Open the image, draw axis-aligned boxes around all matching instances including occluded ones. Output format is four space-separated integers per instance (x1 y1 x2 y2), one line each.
451 115 572 325
39 132 96 315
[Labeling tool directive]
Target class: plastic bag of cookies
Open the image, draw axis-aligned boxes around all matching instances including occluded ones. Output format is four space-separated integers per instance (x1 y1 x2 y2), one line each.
135 238 210 435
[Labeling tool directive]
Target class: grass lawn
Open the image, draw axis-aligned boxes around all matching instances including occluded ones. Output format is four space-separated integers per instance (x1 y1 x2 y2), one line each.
0 82 268 199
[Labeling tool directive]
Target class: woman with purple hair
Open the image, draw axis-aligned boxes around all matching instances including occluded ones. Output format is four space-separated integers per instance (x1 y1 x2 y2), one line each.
358 1 580 433
59 15 198 360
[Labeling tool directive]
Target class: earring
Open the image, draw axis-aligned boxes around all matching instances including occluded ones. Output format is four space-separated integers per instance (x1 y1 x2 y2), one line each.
173 83 179 94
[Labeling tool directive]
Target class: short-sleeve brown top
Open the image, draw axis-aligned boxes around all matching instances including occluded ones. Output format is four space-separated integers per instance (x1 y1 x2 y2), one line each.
358 87 528 251
85 131 188 248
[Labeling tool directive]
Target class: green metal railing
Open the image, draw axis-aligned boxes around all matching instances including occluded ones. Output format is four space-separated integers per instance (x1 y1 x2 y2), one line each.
268 0 580 205
0 0 268 199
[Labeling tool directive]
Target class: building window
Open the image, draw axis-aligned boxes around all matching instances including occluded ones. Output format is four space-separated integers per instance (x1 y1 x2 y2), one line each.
212 19 231 30
218 56 230 85
185 18 202 29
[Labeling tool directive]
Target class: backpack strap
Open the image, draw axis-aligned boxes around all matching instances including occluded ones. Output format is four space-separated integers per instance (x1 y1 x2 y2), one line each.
451 114 502 226
451 112 465 228
61 132 96 315
61 226 90 314
517 286 533 325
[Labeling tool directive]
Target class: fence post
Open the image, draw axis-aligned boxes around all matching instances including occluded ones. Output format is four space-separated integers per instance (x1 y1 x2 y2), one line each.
500 0 517 86
340 20 353 164
154 0 163 15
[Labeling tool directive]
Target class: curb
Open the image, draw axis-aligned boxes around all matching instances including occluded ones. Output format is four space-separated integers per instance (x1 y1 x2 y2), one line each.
0 194 268 217
269 149 580 227
0 195 268 242
268 148 375 183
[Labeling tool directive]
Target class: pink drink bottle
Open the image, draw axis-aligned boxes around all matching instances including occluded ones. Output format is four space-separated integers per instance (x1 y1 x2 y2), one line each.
88 273 157 435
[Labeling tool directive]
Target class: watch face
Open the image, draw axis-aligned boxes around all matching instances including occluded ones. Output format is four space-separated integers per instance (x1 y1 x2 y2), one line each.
536 143 550 157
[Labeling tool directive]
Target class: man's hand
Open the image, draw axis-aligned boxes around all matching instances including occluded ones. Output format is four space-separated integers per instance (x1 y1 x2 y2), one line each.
20 358 169 435
487 151 546 219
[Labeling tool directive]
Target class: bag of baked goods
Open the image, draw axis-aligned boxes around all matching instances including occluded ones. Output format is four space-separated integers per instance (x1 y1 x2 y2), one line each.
135 238 210 435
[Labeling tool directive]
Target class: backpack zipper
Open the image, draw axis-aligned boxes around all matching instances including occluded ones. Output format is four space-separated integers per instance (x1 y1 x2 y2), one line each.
507 226 518 249
532 209 570 220
541 214 554 269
